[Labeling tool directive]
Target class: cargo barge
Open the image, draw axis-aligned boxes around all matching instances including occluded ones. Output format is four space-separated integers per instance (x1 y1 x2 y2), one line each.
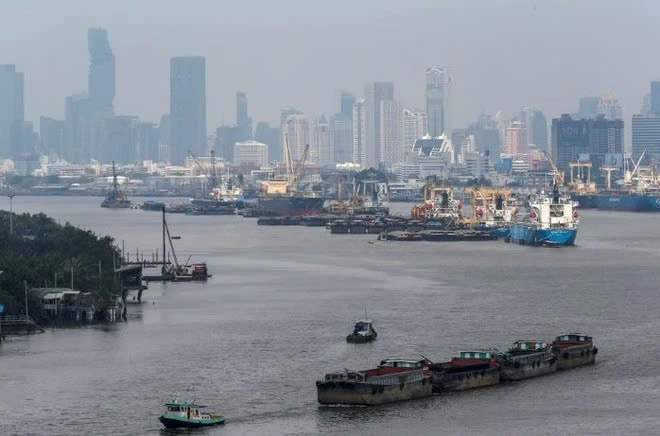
316 358 432 406
552 333 598 370
430 350 500 393
497 340 557 381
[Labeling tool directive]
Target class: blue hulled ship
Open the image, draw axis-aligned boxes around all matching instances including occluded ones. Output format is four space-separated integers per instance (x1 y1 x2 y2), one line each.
508 184 579 247
468 187 519 238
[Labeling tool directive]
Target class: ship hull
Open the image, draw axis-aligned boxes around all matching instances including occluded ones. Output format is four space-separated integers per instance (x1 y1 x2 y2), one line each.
431 367 500 393
316 376 432 406
499 353 557 381
571 194 598 209
554 346 597 370
596 194 660 211
257 196 326 216
508 224 577 246
159 415 224 429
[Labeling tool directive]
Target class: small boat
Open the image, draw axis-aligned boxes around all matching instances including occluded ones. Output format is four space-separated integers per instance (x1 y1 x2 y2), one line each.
316 358 433 406
159 399 225 429
430 350 500 393
496 340 557 381
551 333 598 370
346 319 377 343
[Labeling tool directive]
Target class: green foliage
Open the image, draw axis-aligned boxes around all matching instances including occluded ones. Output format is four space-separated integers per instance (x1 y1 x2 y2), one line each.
0 211 119 316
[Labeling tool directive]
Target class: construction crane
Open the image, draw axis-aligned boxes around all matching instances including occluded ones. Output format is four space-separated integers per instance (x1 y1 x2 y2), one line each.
542 150 565 186
624 150 646 186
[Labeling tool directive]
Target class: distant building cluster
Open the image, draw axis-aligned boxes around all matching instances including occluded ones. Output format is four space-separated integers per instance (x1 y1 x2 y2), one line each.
5 27 660 188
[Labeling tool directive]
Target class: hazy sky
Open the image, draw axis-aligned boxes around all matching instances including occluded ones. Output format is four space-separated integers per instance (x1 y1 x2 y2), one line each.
3 0 660 135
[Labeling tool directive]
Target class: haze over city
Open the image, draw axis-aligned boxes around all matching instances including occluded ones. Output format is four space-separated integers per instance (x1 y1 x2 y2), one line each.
3 0 660 131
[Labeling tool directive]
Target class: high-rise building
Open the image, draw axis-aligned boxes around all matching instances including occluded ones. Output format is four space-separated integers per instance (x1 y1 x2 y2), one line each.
577 97 599 119
170 56 207 163
87 28 115 113
254 122 280 162
313 115 330 165
159 114 171 162
364 81 394 167
425 67 449 137
236 91 251 140
0 65 24 157
504 120 528 155
650 81 660 116
136 122 160 161
330 114 352 164
402 107 427 152
632 115 660 157
340 92 355 119
380 99 402 167
100 115 138 163
552 114 623 171
40 116 67 159
234 140 268 167
352 99 366 165
279 106 302 162
598 93 623 120
284 114 309 162
521 108 548 151
215 125 240 162
468 113 500 154
65 92 91 162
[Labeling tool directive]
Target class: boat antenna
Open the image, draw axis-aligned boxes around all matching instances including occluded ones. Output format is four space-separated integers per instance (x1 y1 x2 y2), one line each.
364 307 368 320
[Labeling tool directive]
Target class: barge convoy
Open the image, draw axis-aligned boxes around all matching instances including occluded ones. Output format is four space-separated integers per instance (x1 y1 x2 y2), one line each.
317 333 597 406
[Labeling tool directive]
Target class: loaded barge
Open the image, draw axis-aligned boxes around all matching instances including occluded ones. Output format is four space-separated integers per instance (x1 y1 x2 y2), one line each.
430 350 500 393
317 358 432 406
552 333 598 370
497 340 557 381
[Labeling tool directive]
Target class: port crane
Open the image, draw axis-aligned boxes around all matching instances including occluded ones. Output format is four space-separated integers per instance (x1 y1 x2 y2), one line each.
542 150 565 186
624 150 646 187
283 132 310 192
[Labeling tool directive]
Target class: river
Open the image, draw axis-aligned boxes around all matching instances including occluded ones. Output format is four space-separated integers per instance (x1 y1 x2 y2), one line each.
1 196 659 435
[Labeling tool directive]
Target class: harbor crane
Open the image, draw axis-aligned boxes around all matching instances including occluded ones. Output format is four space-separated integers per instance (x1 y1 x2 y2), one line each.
542 150 565 186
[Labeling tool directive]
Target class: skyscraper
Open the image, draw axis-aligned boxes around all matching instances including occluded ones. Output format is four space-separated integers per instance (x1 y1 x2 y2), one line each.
650 81 660 116
254 122 280 163
380 99 403 167
402 107 427 151
364 81 394 167
313 115 330 165
521 108 548 151
632 115 660 157
504 120 528 155
597 93 623 120
87 28 115 113
170 56 207 163
159 114 171 162
425 67 449 137
330 114 352 164
284 114 309 162
352 99 366 165
65 92 91 162
340 92 355 119
236 91 251 140
0 65 24 157
577 97 599 119
40 116 67 159
552 114 623 171
279 106 302 162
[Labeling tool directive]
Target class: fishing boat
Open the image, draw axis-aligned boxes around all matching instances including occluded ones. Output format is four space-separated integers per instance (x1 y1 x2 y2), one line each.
101 161 132 209
496 340 557 381
159 399 224 429
507 183 578 246
430 350 500 393
551 333 598 370
346 316 377 343
316 358 433 406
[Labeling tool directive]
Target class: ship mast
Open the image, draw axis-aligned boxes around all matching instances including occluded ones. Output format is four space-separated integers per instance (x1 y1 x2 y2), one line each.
111 161 119 193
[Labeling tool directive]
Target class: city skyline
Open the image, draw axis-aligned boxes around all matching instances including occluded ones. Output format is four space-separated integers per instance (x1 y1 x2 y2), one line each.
2 0 660 132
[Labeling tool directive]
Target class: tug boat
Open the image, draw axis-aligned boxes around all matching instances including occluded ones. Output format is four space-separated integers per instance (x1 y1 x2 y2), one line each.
316 358 433 406
346 319 377 343
497 340 557 381
159 399 225 429
430 350 500 393
552 333 598 370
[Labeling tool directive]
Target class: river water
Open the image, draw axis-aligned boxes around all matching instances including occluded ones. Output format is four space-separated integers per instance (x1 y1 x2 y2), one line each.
1 196 659 435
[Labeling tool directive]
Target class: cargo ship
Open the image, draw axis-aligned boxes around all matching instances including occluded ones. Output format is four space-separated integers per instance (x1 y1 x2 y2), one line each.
430 350 500 393
257 138 327 216
467 187 519 238
496 340 557 381
508 184 578 246
101 162 132 209
411 185 463 228
595 192 660 211
551 333 598 370
316 358 432 406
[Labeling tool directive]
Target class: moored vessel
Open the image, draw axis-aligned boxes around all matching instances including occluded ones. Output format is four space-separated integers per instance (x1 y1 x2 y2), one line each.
101 161 132 209
508 184 578 246
316 358 433 406
159 399 225 429
496 340 557 381
551 333 598 370
430 350 500 393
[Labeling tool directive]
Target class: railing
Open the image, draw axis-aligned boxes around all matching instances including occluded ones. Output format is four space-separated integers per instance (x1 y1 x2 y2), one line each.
0 314 45 332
